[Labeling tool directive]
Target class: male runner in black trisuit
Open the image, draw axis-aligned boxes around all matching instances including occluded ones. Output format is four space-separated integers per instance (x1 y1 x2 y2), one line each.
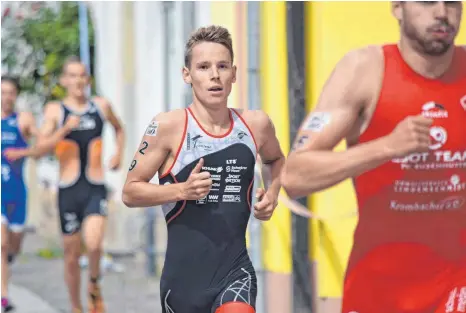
7 57 125 313
122 25 285 313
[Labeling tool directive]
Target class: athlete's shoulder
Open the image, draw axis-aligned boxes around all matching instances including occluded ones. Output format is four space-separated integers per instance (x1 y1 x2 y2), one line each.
145 109 186 141
91 95 112 116
336 45 383 74
233 109 273 143
91 95 111 108
43 101 61 117
17 111 35 125
235 109 270 128
458 45 466 56
154 108 186 126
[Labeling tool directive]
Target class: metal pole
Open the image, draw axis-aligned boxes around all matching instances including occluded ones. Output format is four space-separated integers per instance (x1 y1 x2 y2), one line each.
247 3 265 313
78 2 91 96
162 1 173 112
286 2 313 312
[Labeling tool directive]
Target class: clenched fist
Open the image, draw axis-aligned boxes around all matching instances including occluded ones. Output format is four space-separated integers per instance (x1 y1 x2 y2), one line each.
383 115 433 158
180 158 213 200
64 114 81 132
253 188 278 221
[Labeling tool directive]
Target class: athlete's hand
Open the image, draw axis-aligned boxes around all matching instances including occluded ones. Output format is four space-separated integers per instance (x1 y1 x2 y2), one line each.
63 114 80 132
180 158 213 200
253 188 278 221
3 148 28 162
108 154 121 171
383 115 433 158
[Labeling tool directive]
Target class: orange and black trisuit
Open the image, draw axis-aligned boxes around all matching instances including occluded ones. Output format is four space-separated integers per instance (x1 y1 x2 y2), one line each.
55 101 107 235
159 108 257 313
343 45 466 313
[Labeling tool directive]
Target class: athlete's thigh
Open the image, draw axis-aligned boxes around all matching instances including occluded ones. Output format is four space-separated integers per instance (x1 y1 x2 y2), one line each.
84 184 108 218
8 195 27 233
82 185 107 247
58 187 84 235
8 231 24 255
1 222 8 247
1 201 8 225
82 215 106 249
212 272 257 313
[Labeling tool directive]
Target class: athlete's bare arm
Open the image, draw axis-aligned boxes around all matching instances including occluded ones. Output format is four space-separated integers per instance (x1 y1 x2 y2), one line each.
18 111 39 140
93 96 125 170
244 110 285 193
2 111 41 162
28 102 78 158
242 110 285 220
282 47 433 199
122 111 212 208
282 47 392 198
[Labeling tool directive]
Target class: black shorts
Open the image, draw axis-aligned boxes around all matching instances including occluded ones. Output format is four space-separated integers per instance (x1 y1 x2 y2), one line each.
161 265 257 313
58 178 108 235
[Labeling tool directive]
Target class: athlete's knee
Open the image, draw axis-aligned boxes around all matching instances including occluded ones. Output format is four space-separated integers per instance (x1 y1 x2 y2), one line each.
86 244 102 256
1 232 8 257
83 216 105 253
63 236 81 267
1 240 8 257
215 302 255 313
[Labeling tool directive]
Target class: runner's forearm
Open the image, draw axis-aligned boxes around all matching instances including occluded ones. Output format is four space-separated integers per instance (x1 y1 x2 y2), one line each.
26 127 70 158
122 181 184 208
115 127 125 158
262 156 285 197
282 137 394 198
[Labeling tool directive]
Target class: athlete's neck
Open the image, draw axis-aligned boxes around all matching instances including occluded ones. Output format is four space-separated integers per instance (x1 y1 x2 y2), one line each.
189 102 231 135
63 95 88 109
398 38 455 79
1 108 14 119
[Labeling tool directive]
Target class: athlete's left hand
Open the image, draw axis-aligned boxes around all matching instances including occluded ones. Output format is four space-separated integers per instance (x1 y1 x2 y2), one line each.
108 154 122 171
254 188 278 221
3 148 27 162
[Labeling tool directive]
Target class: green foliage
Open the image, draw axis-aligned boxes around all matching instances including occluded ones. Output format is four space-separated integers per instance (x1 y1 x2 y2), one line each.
1 2 95 104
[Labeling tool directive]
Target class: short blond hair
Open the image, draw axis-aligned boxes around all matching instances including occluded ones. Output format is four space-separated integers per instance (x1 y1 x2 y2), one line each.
184 25 234 68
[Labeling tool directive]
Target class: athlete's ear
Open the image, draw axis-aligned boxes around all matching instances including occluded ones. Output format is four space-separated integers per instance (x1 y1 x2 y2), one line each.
392 1 402 21
231 65 237 84
182 66 192 84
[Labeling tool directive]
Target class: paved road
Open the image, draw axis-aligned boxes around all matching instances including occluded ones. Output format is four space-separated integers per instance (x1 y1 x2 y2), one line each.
9 233 163 313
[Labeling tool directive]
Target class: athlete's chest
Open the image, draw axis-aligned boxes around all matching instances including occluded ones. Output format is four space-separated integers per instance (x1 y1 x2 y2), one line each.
379 79 466 167
1 117 26 148
64 112 104 141
179 128 257 183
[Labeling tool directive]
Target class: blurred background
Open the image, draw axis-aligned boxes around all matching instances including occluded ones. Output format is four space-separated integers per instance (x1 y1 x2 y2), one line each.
1 1 465 313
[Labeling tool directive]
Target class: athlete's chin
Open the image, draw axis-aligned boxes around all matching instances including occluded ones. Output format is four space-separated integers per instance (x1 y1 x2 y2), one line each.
201 96 229 107
70 89 86 98
423 41 452 56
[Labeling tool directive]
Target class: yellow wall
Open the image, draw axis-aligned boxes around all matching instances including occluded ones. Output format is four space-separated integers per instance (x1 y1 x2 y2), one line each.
458 2 466 43
260 1 292 274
